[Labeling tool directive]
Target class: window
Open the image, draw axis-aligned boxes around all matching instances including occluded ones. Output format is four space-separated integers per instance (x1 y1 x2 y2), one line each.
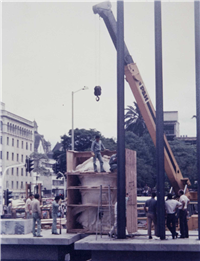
7 152 9 160
0 136 2 144
6 181 9 189
12 168 14 175
21 141 23 149
0 151 2 159
12 138 14 146
21 168 23 176
0 121 3 131
7 137 9 145
17 154 19 161
21 155 23 162
6 169 9 175
30 143 32 151
16 168 19 176
16 181 18 189
26 142 28 150
7 122 9 132
12 153 14 161
11 181 14 189
21 182 23 189
17 140 19 148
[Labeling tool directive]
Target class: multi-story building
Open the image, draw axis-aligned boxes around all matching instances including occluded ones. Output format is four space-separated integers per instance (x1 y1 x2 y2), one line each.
164 111 180 140
0 102 35 199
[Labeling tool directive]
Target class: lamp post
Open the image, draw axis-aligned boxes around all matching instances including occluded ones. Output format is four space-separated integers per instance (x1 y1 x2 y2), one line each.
71 86 89 151
56 172 66 199
1 163 26 215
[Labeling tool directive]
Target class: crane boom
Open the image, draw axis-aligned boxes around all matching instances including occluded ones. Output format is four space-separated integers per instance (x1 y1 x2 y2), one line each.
93 1 190 195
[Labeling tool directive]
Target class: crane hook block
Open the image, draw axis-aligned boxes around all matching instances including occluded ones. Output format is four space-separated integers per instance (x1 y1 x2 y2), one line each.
94 86 101 102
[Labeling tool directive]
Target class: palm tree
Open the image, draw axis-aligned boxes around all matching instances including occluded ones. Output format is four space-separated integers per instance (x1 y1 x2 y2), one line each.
124 102 147 137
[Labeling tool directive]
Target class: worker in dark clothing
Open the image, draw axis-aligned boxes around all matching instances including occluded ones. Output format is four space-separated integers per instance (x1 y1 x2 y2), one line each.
144 192 158 239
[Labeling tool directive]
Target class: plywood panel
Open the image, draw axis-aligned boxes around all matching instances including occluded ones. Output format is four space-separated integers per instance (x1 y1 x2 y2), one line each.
125 149 137 233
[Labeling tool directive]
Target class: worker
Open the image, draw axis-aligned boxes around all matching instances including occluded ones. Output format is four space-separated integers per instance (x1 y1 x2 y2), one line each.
144 192 158 239
25 193 33 219
91 135 106 173
109 154 117 172
178 189 190 238
52 195 61 235
165 193 182 239
32 194 42 237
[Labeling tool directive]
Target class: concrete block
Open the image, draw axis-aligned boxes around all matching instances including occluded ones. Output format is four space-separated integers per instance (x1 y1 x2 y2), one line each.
0 219 33 235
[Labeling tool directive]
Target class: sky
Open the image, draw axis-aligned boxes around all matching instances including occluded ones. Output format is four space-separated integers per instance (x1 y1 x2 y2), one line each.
2 0 197 148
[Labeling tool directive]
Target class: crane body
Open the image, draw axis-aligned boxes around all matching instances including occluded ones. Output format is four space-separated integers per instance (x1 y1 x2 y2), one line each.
93 1 190 195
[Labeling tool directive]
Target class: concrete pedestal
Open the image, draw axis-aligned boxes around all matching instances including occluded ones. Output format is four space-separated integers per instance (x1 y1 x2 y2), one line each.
75 232 200 261
0 218 33 235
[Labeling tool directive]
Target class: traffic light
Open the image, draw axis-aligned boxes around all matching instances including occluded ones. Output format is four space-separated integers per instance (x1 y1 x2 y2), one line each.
5 189 12 206
53 163 60 174
26 158 34 173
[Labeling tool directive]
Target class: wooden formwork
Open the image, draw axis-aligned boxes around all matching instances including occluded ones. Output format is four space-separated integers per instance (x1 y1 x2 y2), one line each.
66 149 137 234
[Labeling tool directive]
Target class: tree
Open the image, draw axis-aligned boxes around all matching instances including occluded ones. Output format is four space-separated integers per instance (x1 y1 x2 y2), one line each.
168 139 197 189
124 102 147 137
125 131 156 188
53 128 117 173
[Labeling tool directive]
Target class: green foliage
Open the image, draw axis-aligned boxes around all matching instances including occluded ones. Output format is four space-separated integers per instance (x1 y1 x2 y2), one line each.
125 102 147 137
125 131 156 188
168 139 197 188
53 128 117 173
125 130 197 190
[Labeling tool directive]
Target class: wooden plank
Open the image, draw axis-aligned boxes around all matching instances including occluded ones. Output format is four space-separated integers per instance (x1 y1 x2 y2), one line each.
126 149 137 233
68 186 117 190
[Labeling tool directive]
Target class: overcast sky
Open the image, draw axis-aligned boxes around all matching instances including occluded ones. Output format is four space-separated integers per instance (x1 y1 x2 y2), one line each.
2 1 197 148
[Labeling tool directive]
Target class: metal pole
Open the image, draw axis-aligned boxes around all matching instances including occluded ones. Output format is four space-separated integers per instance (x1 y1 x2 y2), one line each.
0 163 25 216
117 0 126 239
154 0 165 240
63 176 66 199
72 91 74 151
194 0 200 241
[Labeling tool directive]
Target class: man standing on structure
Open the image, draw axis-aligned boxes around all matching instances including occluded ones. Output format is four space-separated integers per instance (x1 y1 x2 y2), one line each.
91 135 106 173
32 194 42 237
165 193 182 239
178 189 190 238
144 192 158 239
25 193 33 219
52 195 61 235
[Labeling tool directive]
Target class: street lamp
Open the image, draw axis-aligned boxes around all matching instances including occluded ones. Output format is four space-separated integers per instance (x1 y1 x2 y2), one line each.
72 86 89 151
56 172 66 199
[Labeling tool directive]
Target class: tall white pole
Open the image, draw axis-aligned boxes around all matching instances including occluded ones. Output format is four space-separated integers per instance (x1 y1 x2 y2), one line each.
72 91 74 151
1 163 25 215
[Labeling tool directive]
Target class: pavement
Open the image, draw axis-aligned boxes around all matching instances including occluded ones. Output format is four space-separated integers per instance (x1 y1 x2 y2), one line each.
1 229 81 245
75 230 200 252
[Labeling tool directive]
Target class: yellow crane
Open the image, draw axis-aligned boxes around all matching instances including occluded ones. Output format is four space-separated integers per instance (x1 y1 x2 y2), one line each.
93 1 191 196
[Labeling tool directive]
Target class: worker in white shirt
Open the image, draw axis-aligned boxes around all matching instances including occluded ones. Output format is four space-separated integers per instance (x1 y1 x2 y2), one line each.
165 193 182 239
25 193 33 219
32 194 42 237
178 189 190 238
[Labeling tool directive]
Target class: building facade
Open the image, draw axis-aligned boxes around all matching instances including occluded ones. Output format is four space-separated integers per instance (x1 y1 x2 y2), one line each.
0 102 35 199
164 111 180 140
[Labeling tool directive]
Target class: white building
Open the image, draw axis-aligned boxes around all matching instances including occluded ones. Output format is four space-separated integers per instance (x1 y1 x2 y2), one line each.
164 111 180 140
0 102 35 199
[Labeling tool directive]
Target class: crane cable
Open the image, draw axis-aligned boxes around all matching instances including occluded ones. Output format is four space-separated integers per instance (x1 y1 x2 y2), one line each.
95 15 101 87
